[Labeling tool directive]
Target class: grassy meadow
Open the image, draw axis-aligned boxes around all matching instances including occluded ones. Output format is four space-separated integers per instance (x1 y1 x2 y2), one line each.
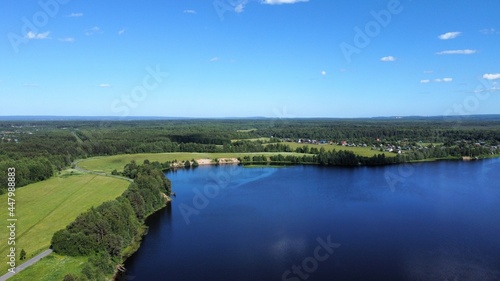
78 152 310 173
0 173 129 274
9 254 87 281
231 137 272 143
280 142 390 158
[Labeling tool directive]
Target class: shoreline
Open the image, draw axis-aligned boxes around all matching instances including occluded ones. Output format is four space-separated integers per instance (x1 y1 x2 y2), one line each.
170 158 241 168
113 200 171 281
187 155 500 167
159 155 500 173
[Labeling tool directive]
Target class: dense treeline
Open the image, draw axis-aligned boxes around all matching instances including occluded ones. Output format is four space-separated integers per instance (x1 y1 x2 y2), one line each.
2 117 500 193
0 128 82 193
241 143 497 167
51 161 170 281
0 157 54 188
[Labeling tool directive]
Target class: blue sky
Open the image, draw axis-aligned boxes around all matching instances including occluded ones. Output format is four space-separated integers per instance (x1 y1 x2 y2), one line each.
1 0 500 118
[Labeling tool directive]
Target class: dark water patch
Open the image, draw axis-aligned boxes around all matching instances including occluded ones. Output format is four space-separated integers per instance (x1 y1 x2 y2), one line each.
123 159 500 281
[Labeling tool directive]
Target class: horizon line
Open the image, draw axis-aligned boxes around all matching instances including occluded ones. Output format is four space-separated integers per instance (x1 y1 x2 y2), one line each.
1 114 500 121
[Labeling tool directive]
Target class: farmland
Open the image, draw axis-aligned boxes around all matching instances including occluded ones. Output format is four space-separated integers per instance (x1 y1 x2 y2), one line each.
279 141 386 158
0 172 128 274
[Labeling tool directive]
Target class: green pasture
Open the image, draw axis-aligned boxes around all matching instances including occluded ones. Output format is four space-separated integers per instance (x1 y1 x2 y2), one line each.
10 254 87 281
236 128 257 133
231 137 272 143
78 152 310 173
0 173 129 274
280 142 390 158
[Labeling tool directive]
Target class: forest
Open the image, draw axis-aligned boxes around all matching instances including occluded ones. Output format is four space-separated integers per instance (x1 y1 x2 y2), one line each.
1 116 500 193
51 161 171 281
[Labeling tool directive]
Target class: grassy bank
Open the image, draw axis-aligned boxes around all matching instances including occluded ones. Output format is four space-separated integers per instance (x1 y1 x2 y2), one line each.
9 254 87 281
78 152 309 173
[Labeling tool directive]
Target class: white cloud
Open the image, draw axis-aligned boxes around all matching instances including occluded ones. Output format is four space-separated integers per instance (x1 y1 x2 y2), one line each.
210 57 220 62
25 31 50 40
420 79 430 84
474 86 500 93
433 78 453 83
59 37 75 43
235 3 245 13
438 31 461 40
380 56 396 62
85 26 100 36
479 28 498 35
233 0 307 14
321 70 327 76
261 0 309 4
118 29 125 35
99 84 111 88
66 12 83 17
436 49 477 55
483 73 500 80
231 0 250 13
183 9 196 14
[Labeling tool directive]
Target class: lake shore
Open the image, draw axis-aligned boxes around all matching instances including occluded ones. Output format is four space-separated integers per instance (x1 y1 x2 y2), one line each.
168 154 500 170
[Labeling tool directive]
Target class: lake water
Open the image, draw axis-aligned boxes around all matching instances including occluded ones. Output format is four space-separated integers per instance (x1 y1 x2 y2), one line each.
122 159 500 281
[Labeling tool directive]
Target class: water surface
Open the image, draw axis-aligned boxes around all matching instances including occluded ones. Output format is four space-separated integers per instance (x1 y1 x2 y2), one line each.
124 159 500 281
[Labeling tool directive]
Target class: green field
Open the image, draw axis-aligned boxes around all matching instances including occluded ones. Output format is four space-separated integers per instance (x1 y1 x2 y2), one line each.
0 173 129 274
10 254 87 281
78 152 310 173
236 128 257 133
231 137 272 143
281 142 390 158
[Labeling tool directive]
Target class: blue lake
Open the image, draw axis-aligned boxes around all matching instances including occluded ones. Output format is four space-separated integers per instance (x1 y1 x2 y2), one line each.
123 158 500 281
